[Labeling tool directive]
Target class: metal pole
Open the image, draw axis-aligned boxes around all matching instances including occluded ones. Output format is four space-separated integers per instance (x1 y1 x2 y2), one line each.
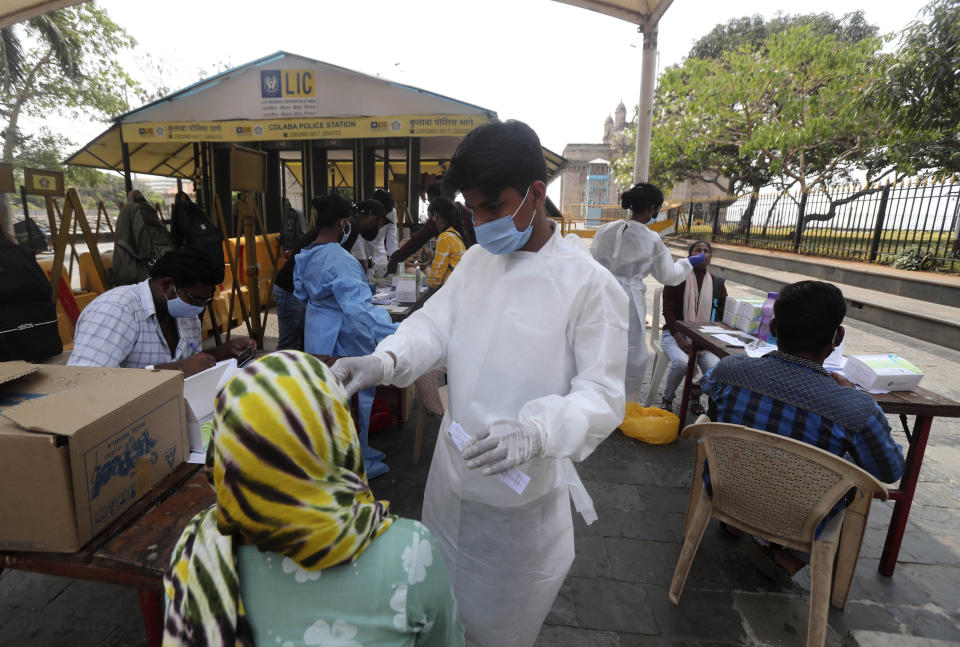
383 143 390 188
633 22 658 184
406 138 421 230
121 142 133 193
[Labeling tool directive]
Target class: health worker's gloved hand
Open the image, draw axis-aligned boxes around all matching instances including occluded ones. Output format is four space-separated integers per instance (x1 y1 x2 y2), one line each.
332 353 393 397
461 420 546 475
688 253 707 268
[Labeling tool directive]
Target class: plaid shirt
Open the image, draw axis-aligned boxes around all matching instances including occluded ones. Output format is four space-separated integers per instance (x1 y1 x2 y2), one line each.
67 279 201 369
702 352 904 483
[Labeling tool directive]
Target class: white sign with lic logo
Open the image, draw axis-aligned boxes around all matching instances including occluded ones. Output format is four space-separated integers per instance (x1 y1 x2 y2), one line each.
258 68 320 119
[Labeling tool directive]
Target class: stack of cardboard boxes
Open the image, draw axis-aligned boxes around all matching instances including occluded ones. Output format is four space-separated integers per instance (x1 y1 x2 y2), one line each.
723 296 767 335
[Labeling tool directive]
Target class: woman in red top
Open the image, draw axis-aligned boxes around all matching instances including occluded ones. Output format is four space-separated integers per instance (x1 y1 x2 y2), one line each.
659 240 727 412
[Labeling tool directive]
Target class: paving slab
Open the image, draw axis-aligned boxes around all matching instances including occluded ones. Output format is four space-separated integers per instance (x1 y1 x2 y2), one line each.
567 576 660 634
852 630 960 647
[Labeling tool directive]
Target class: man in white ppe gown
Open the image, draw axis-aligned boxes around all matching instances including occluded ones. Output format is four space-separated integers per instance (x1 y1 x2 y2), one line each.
333 120 629 647
591 182 706 403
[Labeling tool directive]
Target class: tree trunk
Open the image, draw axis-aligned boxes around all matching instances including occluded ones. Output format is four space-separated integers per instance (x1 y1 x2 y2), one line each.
0 52 52 237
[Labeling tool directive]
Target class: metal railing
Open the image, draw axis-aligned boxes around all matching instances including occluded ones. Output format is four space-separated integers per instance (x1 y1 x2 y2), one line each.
565 179 960 273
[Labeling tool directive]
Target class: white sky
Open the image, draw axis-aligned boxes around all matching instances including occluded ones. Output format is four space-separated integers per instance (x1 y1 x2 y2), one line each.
55 0 923 170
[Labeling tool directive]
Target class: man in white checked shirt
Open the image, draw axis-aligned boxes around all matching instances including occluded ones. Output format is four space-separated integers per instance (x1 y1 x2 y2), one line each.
68 248 254 376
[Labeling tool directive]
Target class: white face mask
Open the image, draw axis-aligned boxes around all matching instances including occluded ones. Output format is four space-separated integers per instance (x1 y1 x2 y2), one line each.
472 186 536 255
166 287 206 318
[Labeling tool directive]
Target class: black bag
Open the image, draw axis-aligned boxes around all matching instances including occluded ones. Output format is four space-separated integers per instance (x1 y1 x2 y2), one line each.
0 235 63 361
172 196 225 284
280 204 306 250
110 198 175 285
13 217 48 252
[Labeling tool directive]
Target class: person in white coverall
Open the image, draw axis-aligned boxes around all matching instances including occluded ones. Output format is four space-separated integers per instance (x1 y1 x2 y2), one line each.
332 120 629 647
590 182 706 403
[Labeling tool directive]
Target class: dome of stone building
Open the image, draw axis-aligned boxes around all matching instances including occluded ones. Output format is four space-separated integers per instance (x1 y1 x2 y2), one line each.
614 101 627 128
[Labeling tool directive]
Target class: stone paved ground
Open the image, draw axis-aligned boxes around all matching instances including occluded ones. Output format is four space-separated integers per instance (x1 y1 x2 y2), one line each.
2 274 959 646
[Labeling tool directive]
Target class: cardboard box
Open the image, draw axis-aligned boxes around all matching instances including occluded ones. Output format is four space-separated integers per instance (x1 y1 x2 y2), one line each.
844 355 924 392
0 362 187 552
394 272 421 304
722 296 739 327
183 358 240 453
733 299 765 334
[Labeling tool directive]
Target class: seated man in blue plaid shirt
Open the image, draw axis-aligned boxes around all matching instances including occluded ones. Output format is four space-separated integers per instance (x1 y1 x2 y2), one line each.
68 248 255 377
702 280 904 572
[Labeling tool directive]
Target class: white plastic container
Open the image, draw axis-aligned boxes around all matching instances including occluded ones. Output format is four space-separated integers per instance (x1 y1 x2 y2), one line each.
844 354 924 391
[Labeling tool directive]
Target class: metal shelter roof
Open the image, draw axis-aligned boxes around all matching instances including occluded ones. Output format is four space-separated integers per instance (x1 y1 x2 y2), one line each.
0 0 82 28
66 51 565 181
552 0 672 26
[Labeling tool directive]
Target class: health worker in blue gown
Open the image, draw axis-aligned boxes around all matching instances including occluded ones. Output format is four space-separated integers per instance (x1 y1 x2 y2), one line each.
294 194 397 478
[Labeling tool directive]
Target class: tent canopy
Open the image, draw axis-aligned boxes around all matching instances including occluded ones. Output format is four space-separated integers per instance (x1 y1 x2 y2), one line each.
0 1 82 28
66 51 565 181
552 0 672 26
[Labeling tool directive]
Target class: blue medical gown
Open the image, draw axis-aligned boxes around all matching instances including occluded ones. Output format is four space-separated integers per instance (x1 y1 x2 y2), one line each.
294 242 398 473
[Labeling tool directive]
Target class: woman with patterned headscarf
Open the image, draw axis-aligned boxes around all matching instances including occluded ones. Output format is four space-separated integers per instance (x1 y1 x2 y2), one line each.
163 351 463 647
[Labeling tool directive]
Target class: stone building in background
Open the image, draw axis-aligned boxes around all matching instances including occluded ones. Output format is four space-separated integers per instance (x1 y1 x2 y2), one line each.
559 102 631 215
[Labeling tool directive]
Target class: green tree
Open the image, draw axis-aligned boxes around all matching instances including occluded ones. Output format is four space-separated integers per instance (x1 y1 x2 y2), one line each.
0 2 136 235
740 26 895 228
0 11 80 91
613 20 897 235
688 11 877 60
877 0 960 175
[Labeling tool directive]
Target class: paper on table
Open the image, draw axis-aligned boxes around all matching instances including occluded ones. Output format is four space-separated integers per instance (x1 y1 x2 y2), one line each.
697 325 727 333
712 333 748 347
744 340 777 357
448 420 530 495
822 362 890 394
184 358 237 422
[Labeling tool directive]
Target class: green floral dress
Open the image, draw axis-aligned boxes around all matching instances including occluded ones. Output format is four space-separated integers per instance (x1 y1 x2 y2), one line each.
237 518 464 647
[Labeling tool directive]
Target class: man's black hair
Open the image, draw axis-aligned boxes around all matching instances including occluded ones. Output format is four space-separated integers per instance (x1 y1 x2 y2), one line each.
621 182 664 212
428 196 467 241
443 119 547 201
774 281 846 354
311 193 351 228
371 188 395 213
426 180 448 200
150 248 219 286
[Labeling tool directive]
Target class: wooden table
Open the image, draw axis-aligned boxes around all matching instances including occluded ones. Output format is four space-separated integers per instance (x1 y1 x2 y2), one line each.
675 320 960 576
0 463 215 647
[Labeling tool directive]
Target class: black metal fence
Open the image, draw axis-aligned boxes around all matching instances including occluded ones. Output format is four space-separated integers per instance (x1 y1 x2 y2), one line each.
677 179 960 273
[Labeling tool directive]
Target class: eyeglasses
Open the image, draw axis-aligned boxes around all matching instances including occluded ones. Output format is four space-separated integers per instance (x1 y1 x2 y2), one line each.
177 285 213 307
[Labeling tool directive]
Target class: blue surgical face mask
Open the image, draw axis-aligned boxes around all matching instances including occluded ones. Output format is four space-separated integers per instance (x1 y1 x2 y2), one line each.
166 290 205 318
472 186 536 255
340 221 352 245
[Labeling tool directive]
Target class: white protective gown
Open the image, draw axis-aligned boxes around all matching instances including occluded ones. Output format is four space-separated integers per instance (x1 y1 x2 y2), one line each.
590 219 693 403
352 208 399 267
376 224 628 647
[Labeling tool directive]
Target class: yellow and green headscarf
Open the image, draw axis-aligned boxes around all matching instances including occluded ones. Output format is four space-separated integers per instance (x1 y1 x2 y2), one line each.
163 351 394 647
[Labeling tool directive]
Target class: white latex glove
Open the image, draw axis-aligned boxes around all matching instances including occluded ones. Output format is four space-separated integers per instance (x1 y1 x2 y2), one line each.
461 419 546 475
331 353 394 397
